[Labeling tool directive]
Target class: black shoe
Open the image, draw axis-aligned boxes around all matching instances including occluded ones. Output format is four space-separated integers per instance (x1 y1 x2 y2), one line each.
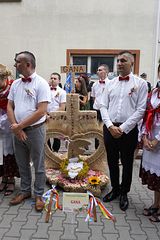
119 194 129 211
103 189 120 202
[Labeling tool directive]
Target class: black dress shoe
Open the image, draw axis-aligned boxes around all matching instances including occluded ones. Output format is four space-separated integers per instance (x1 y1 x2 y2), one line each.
119 194 129 211
103 190 120 202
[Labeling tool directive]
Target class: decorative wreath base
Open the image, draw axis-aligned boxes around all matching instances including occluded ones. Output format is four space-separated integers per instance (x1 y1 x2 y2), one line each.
46 169 109 197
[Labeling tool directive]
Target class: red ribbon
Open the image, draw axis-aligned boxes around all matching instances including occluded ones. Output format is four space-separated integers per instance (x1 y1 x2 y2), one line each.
0 80 13 110
143 90 160 134
144 108 160 133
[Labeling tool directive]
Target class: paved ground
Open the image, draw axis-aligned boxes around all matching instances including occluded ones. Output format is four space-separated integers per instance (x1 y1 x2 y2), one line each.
0 158 160 240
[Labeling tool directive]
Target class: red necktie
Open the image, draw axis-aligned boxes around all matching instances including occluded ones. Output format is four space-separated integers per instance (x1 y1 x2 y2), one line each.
119 76 129 81
99 80 105 84
50 86 57 91
22 77 32 83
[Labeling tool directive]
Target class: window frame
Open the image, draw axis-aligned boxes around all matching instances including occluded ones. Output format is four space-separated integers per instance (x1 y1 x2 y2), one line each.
66 49 140 75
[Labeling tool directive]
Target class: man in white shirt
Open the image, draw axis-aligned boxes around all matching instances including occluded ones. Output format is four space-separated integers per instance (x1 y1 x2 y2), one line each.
47 72 66 152
100 51 148 211
91 64 109 148
7 51 51 211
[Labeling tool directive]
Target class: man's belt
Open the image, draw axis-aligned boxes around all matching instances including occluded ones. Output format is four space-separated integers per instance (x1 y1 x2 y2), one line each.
23 122 45 131
112 122 123 127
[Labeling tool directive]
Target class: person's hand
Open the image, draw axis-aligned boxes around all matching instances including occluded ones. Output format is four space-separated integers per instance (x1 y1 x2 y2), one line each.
10 123 21 134
108 125 123 138
15 130 27 141
143 135 158 151
150 139 159 149
143 135 152 150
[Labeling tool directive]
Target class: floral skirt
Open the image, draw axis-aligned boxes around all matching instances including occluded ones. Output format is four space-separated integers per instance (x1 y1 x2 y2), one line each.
139 166 160 192
0 154 20 178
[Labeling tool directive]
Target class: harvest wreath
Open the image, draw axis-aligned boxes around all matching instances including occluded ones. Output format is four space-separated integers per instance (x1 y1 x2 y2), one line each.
60 157 89 179
46 156 109 196
46 168 109 196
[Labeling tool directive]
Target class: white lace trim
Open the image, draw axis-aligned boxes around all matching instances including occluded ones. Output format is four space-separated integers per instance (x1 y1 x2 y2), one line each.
142 162 160 177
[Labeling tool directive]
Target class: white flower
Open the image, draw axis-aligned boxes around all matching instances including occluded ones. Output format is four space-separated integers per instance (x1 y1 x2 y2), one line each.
67 162 83 179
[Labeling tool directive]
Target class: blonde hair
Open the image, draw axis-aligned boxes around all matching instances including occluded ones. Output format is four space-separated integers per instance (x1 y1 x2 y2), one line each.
0 64 12 79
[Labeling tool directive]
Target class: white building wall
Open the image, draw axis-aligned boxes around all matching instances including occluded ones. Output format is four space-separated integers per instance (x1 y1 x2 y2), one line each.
0 0 159 84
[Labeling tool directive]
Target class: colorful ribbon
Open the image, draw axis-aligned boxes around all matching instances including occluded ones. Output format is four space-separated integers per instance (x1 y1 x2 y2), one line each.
96 199 116 222
85 191 116 222
43 185 62 222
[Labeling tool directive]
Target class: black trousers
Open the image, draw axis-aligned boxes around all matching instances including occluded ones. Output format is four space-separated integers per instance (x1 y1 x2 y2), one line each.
103 124 138 194
95 110 102 149
48 138 60 152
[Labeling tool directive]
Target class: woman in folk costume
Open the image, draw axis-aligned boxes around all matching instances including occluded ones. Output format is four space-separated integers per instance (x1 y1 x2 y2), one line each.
139 76 160 222
0 64 19 196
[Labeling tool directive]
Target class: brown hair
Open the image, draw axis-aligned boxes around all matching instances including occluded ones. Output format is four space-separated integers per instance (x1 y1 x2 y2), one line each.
51 72 61 81
79 74 89 87
76 76 88 96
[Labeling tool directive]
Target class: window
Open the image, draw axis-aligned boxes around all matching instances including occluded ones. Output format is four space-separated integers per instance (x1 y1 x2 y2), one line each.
73 56 88 70
91 56 114 77
67 49 140 79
